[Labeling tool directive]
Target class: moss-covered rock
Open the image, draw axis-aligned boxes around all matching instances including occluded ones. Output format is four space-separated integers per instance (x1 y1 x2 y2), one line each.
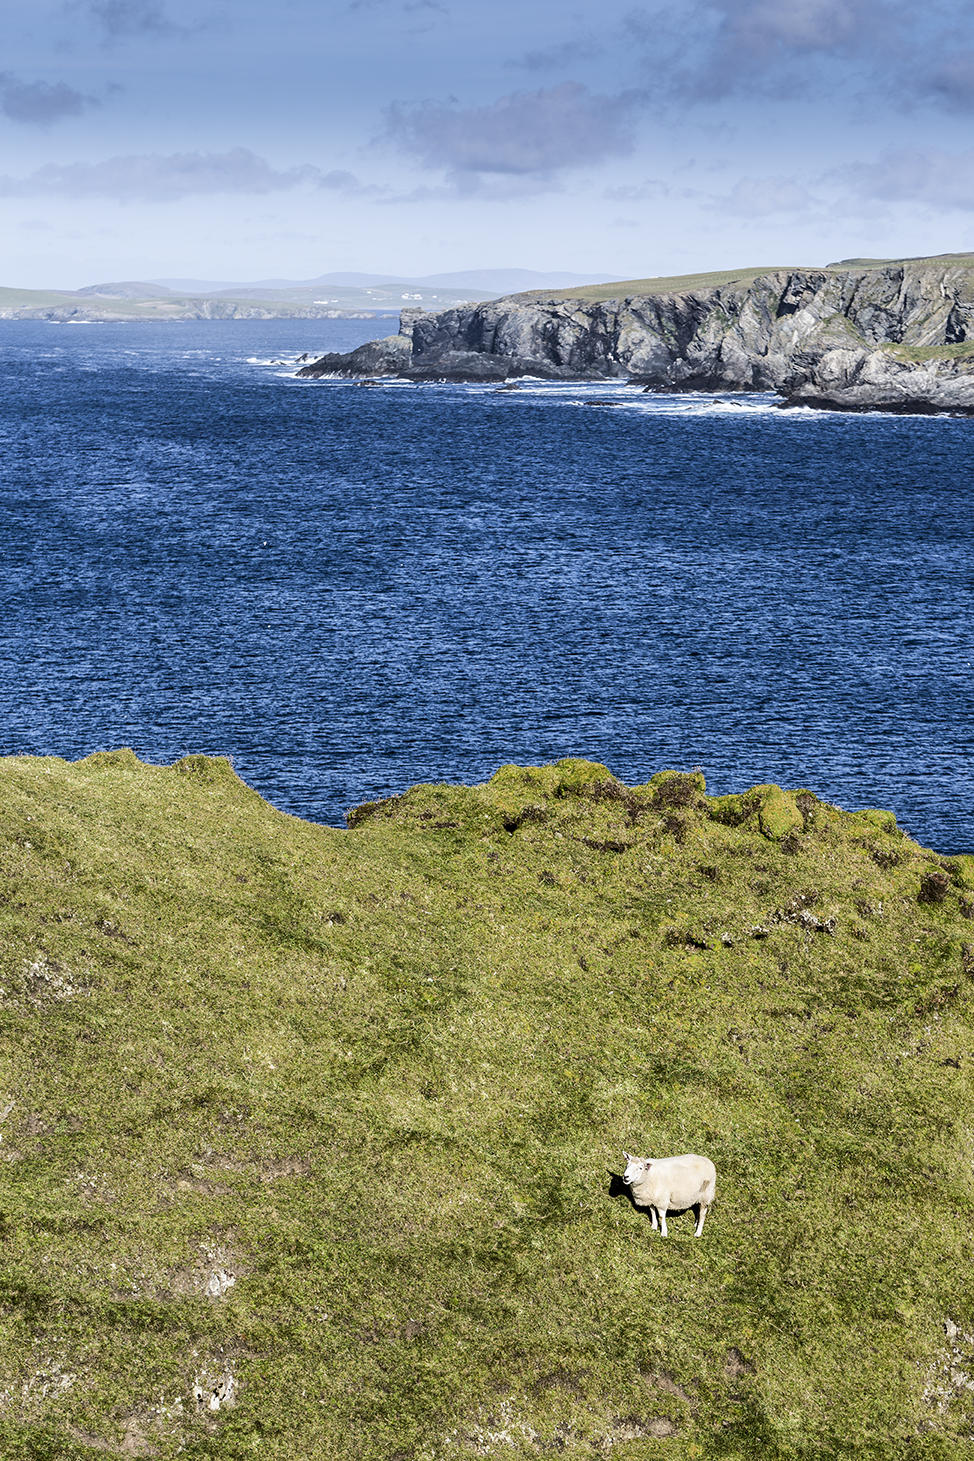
853 806 901 835
945 853 974 891
754 784 804 841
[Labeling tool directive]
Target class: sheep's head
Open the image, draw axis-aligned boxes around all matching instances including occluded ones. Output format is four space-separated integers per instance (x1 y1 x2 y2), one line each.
623 1152 650 1185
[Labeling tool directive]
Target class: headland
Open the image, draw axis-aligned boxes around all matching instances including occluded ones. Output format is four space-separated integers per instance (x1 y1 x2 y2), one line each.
298 253 974 413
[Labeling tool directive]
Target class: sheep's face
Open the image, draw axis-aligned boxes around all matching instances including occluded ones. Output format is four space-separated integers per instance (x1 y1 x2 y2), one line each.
623 1153 650 1185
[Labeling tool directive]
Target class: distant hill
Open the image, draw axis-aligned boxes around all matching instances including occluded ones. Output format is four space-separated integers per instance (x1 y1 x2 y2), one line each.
151 268 622 296
0 268 623 320
6 254 973 327
74 281 175 300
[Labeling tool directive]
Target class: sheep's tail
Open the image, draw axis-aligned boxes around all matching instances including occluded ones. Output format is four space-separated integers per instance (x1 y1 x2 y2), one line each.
701 1175 716 1204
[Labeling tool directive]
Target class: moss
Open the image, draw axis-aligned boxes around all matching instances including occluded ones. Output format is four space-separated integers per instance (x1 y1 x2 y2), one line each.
487 757 619 798
945 855 974 891
707 791 758 828
79 748 143 771
853 808 900 835
172 753 240 785
753 785 803 841
647 768 707 804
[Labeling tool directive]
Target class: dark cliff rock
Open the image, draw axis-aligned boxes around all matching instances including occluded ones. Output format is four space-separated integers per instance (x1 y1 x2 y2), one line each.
295 332 413 377
296 260 974 411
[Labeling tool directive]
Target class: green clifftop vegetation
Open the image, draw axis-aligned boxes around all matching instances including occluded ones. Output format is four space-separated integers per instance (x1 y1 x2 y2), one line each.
1 752 973 1458
520 254 974 304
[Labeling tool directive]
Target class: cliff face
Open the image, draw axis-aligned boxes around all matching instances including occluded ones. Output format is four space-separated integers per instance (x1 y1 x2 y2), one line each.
298 261 974 410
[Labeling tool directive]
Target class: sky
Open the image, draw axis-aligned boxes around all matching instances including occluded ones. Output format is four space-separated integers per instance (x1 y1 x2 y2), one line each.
3 0 974 288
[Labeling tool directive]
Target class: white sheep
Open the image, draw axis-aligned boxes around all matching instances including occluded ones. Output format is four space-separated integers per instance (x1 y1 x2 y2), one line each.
622 1150 716 1237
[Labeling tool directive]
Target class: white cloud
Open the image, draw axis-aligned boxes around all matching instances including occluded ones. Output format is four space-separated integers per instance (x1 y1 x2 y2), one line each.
834 148 974 211
0 73 98 125
384 82 639 179
0 149 378 201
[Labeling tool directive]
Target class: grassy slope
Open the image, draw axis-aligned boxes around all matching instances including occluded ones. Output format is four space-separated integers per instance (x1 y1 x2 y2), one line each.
881 341 974 363
0 291 353 320
515 254 974 306
1 753 974 1459
829 255 974 270
0 285 477 319
0 288 82 309
512 268 799 303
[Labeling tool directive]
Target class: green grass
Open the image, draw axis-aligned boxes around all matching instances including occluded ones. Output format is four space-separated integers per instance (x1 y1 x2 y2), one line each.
0 288 384 320
829 254 974 270
514 254 974 304
1 752 974 1458
514 267 803 302
0 287 82 309
0 287 208 318
880 340 974 363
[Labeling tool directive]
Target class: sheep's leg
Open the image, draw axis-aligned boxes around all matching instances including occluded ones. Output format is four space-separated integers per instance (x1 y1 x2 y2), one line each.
658 1206 668 1238
694 1203 708 1237
650 1208 659 1231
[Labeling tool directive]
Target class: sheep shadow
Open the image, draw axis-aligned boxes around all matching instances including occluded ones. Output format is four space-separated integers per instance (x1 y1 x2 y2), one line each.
607 1171 699 1229
608 1170 638 1209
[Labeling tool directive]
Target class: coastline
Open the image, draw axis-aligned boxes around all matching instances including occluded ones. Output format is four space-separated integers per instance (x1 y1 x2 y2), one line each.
296 259 974 414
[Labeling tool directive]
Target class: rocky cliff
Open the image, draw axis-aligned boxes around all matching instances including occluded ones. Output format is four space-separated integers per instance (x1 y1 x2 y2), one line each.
297 259 974 411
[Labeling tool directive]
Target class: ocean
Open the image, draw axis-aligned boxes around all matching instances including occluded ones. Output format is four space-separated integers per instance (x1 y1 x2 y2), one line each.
1 317 971 850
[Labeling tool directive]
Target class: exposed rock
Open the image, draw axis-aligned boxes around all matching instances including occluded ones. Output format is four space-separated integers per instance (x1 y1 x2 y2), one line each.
296 259 974 410
192 1367 237 1413
296 332 412 377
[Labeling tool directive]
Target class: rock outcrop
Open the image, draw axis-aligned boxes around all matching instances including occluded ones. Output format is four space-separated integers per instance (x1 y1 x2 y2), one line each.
297 261 974 412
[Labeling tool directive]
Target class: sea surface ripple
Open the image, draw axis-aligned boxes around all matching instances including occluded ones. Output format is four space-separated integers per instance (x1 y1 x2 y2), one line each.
1 318 971 850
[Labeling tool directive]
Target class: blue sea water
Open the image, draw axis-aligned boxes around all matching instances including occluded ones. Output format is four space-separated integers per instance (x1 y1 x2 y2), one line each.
0 317 971 850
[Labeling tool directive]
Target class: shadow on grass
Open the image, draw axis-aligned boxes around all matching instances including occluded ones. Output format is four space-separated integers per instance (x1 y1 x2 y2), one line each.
607 1172 699 1230
607 1170 638 1209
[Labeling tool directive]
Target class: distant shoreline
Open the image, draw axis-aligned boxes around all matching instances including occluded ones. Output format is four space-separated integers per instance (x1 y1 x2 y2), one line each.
0 305 395 324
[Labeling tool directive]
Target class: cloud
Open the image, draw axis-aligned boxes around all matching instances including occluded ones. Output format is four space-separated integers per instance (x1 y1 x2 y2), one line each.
344 0 447 28
627 0 910 99
833 147 974 211
83 0 184 36
80 0 211 38
918 51 974 112
626 0 974 119
0 148 378 201
711 174 824 217
603 179 674 203
382 172 566 204
0 73 98 125
317 168 385 196
384 82 639 179
347 0 446 11
705 0 889 61
79 0 224 43
509 38 603 72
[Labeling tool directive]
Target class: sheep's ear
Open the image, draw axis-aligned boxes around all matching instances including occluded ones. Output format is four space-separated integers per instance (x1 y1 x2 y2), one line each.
623 1150 631 1161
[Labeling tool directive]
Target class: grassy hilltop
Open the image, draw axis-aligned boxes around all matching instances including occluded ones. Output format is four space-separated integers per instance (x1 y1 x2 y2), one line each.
519 253 974 304
1 752 974 1459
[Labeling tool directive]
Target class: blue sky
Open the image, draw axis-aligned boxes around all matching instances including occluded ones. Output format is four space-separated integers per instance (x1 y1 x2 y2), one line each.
3 0 974 287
